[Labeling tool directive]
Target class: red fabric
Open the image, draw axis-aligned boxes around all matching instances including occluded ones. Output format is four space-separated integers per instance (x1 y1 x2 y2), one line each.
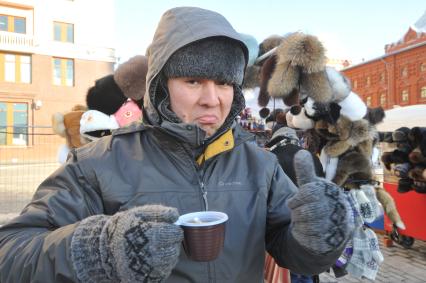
264 253 290 283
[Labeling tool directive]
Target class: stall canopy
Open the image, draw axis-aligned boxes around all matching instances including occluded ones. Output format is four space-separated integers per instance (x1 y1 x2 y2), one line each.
376 104 426 132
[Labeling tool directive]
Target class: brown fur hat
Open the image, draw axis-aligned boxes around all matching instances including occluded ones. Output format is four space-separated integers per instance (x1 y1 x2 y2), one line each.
315 115 371 157
51 104 89 149
258 55 277 106
114 55 148 101
276 32 326 73
258 35 284 56
332 150 372 186
265 32 333 105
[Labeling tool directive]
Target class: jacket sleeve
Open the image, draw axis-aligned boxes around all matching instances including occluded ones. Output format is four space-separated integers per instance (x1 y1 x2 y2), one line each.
265 163 344 276
0 149 104 283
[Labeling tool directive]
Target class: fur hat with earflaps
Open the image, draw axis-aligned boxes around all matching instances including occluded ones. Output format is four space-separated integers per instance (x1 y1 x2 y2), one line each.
86 55 148 115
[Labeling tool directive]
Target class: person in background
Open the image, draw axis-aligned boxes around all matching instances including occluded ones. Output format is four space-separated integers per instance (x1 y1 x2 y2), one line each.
266 126 325 283
0 7 353 283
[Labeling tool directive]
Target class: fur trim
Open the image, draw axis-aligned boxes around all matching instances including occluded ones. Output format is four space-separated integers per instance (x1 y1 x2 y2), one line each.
276 32 326 73
267 61 299 98
51 112 66 137
114 55 148 101
258 55 276 106
375 186 405 229
332 150 372 186
299 71 332 103
259 35 284 56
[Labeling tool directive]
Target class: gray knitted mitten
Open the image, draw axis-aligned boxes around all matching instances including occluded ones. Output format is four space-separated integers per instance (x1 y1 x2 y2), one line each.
288 150 354 254
71 204 183 283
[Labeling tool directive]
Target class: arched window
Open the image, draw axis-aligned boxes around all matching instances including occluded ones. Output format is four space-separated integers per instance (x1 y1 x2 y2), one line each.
401 89 409 102
380 93 386 106
366 96 371 106
421 86 426 99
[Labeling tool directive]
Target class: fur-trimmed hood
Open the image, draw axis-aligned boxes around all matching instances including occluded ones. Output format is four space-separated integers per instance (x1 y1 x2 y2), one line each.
143 7 249 146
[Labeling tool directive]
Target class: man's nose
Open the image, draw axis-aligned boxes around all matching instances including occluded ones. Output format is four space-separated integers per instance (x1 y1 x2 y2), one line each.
199 81 220 106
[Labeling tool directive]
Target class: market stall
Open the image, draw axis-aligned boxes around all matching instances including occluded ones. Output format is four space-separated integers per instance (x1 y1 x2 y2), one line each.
377 105 426 247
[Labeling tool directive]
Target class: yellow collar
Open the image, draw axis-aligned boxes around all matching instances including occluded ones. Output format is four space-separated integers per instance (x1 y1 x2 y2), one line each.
196 129 234 165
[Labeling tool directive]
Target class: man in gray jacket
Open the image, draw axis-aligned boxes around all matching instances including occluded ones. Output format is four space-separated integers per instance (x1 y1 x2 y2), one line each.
0 7 353 283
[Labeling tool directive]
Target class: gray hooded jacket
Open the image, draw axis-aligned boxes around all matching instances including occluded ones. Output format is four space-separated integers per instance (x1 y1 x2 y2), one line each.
0 7 342 283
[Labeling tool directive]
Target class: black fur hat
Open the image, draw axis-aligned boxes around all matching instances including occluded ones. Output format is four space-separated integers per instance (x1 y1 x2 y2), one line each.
163 37 246 85
86 75 127 115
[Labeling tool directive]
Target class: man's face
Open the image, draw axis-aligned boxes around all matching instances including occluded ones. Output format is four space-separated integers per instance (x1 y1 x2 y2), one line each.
168 77 234 137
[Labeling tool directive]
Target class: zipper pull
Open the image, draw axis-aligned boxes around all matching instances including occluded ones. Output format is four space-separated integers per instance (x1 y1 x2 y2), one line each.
200 181 208 211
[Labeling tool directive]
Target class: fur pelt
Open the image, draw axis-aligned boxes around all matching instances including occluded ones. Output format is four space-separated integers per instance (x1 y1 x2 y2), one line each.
332 150 372 186
374 186 405 229
277 32 326 73
51 104 89 149
258 55 277 106
315 115 371 157
113 55 148 101
258 35 284 56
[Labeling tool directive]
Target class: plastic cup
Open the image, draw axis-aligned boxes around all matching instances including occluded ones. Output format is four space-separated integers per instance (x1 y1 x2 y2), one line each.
175 211 228 262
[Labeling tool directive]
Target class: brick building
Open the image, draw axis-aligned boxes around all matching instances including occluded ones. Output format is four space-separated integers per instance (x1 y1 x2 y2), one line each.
342 10 426 110
0 0 116 161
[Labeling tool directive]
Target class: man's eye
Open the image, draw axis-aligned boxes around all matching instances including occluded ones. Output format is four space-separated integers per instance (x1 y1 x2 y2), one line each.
186 79 199 85
217 81 232 87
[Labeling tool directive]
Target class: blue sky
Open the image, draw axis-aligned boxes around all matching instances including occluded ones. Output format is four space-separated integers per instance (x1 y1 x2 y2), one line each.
114 0 425 64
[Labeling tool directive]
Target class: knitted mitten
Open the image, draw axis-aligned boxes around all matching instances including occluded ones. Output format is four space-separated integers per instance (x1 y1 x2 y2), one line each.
71 204 183 283
288 150 354 254
346 227 383 280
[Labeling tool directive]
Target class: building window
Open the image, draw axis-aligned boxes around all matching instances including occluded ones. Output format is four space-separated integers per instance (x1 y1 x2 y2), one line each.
380 93 386 106
421 86 426 99
53 58 74 86
421 63 426 72
0 15 26 34
0 102 28 146
353 80 357 89
366 96 371 106
53 22 74 43
401 89 409 102
0 52 31 83
366 76 371 86
401 67 408 77
380 72 385 82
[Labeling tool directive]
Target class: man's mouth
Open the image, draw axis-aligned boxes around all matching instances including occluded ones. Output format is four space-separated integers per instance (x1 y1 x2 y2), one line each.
198 115 218 124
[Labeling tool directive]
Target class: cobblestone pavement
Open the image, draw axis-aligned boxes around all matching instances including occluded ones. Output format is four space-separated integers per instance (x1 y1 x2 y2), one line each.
319 233 426 282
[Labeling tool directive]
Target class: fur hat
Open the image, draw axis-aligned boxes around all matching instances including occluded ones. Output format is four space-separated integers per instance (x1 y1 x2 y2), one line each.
51 104 89 149
163 37 246 85
114 55 148 101
86 74 127 115
86 56 148 115
258 35 284 57
79 110 119 140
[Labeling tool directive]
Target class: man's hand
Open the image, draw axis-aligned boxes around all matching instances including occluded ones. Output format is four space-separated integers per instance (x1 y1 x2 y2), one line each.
71 205 183 283
288 150 353 254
